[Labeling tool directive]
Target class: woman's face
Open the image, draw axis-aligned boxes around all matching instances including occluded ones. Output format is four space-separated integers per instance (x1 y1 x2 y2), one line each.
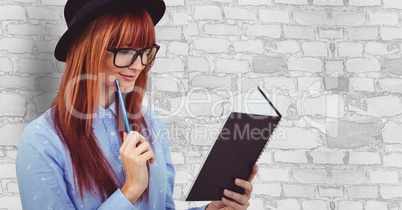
102 48 146 93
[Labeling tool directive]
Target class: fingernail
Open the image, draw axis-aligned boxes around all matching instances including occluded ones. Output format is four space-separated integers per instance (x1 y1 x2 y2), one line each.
236 179 242 185
224 189 231 196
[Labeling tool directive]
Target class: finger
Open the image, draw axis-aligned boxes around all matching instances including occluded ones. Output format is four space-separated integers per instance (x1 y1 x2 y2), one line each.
221 197 246 210
248 164 258 182
141 150 156 164
119 132 129 153
133 141 152 156
235 178 253 196
223 189 249 206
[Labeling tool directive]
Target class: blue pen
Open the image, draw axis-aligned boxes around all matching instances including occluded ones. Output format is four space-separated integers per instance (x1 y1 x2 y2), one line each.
115 79 131 133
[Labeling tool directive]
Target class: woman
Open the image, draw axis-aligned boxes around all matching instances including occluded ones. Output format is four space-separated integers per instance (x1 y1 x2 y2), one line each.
16 0 258 209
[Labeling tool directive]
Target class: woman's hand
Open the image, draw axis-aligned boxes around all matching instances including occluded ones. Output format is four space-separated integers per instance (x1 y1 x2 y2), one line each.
206 165 258 210
120 131 155 204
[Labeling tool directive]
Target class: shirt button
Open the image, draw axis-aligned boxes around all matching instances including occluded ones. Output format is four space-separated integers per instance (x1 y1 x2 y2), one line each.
118 155 121 160
111 131 115 136
105 111 109 116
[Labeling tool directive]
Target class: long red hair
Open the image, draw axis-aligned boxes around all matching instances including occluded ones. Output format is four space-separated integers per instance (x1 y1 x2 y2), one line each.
51 9 155 201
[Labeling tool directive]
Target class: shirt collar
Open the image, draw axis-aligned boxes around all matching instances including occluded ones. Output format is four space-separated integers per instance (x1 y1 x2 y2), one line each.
92 100 117 129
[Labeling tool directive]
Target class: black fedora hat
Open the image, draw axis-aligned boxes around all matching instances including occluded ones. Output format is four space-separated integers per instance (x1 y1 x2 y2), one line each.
54 0 166 62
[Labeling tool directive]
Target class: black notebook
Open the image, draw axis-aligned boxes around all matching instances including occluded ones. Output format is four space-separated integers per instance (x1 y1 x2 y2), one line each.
185 86 282 201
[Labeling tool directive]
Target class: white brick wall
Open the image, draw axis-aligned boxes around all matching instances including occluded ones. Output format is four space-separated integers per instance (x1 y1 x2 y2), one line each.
2 0 402 209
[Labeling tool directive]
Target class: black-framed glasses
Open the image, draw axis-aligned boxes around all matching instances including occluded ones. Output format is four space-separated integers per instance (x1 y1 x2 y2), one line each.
107 44 160 68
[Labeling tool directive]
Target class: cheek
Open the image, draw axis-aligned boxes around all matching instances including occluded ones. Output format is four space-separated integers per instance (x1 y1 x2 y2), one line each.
103 55 119 89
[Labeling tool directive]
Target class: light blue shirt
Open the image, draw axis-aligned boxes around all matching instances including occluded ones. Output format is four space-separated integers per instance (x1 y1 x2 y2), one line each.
16 101 206 210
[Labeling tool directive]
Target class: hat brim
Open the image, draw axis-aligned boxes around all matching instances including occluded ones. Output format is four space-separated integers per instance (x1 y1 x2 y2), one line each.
54 0 165 62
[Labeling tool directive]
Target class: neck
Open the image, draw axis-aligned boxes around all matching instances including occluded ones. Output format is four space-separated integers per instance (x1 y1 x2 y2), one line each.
99 88 116 108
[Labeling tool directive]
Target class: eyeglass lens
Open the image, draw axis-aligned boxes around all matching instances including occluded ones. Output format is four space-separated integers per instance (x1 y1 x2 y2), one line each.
114 47 158 67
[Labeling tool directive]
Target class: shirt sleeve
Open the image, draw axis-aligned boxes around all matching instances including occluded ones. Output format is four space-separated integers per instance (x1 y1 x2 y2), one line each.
16 121 138 210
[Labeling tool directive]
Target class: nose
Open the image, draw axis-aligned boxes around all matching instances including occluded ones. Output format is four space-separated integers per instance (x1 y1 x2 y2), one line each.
128 55 145 71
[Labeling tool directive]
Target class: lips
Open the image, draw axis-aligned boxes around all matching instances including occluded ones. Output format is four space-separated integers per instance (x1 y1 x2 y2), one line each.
119 73 136 81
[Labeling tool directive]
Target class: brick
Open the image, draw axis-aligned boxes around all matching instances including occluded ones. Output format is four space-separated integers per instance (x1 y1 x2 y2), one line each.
41 0 66 5
384 153 402 167
155 27 181 40
379 78 402 93
259 151 273 164
216 58 249 73
346 58 380 73
383 121 402 144
252 56 286 73
210 0 232 2
349 186 378 199
164 0 184 6
188 57 209 72
192 75 231 88
383 58 402 75
276 0 307 5
27 7 59 19
0 38 34 53
0 124 26 147
239 77 260 92
349 0 381 6
310 151 344 165
33 93 57 113
276 40 300 53
155 43 166 58
0 197 22 210
275 95 291 118
293 11 327 25
333 12 366 26
204 24 239 36
381 27 402 40
277 199 300 210
153 58 184 73
318 28 344 39
234 40 263 54
7 23 44 36
253 183 281 196
326 121 380 149
338 201 363 210
0 6 25 20
288 57 322 72
325 61 344 76
349 152 381 165
249 198 264 210
274 151 307 163
194 6 222 20
224 7 256 20
318 186 344 197
259 168 290 181
338 42 363 57
260 9 290 23
194 38 230 53
293 169 328 183
153 77 180 92
0 94 26 117
7 180 19 194
169 42 189 55
38 40 58 53
263 77 295 90
49 24 68 37
349 78 375 91
355 96 402 117
384 0 402 9
0 164 17 178
18 58 53 74
0 57 13 72
269 127 319 149
302 200 327 210
297 77 321 91
245 24 282 38
184 23 199 37
380 186 402 199
366 42 389 55
172 12 188 25
370 171 399 184
174 170 189 184
370 12 398 25
302 42 327 56
348 27 378 40
239 0 272 5
366 201 387 210
324 77 349 91
283 26 315 39
283 184 315 198
7 150 18 160
313 0 343 6
333 170 366 185
300 94 344 118
170 152 184 164
0 75 35 89
187 92 224 117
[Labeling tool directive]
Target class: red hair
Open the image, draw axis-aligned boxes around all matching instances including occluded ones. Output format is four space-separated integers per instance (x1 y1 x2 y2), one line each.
51 9 155 201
